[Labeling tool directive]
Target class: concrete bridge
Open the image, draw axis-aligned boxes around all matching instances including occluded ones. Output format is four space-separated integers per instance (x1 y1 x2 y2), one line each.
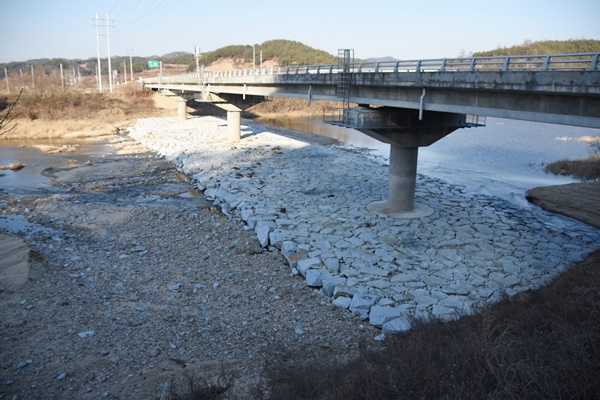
141 52 600 218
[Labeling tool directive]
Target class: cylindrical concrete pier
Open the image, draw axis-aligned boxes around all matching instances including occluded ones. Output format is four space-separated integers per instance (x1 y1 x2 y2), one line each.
367 144 433 218
227 110 241 141
388 145 418 211
177 99 187 120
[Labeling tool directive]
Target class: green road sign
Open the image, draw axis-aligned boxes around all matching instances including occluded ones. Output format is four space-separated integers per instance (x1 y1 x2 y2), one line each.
147 60 159 69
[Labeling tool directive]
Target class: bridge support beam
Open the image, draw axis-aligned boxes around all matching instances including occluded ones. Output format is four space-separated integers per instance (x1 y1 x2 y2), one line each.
345 107 478 218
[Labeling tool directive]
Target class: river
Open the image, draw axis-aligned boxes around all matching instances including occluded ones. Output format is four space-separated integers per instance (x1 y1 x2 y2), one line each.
1 117 598 207
0 139 114 195
257 116 599 207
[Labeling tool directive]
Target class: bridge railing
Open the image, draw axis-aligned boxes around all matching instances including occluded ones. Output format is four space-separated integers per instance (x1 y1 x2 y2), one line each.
141 52 599 84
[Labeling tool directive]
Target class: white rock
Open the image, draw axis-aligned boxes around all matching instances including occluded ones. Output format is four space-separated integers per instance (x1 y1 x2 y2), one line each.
305 269 324 287
255 220 276 248
323 257 340 273
281 241 297 258
382 317 411 334
369 304 412 327
296 258 321 278
349 293 379 320
322 275 346 297
332 296 352 309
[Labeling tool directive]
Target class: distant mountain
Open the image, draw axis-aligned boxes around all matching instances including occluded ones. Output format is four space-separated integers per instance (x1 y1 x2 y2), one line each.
161 51 192 58
362 56 399 63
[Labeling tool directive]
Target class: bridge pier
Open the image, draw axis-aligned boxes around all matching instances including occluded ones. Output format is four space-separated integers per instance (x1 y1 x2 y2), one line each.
193 92 266 142
346 107 478 218
227 111 241 141
177 98 188 120
366 145 433 217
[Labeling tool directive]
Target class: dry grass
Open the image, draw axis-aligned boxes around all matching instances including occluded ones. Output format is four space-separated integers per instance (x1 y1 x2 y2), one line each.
248 98 344 117
0 80 166 139
262 251 600 400
161 251 600 400
544 157 600 181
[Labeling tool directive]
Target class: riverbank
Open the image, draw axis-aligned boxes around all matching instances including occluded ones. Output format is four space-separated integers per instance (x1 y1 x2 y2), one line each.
0 132 381 399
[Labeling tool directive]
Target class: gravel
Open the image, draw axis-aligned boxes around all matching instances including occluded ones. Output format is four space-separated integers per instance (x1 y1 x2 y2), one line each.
0 134 380 399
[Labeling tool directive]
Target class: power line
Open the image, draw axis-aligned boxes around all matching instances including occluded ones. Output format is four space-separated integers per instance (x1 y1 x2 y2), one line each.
118 0 145 24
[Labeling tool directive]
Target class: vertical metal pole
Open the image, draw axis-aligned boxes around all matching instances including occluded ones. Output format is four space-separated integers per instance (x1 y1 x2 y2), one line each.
124 60 127 83
253 46 256 71
129 53 133 82
60 64 64 91
106 13 113 93
96 13 102 92
4 67 8 94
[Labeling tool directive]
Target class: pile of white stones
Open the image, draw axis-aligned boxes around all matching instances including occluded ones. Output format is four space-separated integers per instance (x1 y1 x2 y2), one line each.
128 116 600 334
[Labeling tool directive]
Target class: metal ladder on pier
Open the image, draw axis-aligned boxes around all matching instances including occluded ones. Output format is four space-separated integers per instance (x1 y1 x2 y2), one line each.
336 49 354 124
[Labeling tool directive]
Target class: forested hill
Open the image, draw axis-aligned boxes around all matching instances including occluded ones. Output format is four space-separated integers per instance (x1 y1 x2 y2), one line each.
473 39 600 56
202 40 337 66
161 40 337 70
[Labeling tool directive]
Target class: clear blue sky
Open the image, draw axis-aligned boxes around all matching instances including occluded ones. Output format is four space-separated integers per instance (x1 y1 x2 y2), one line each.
1 0 599 64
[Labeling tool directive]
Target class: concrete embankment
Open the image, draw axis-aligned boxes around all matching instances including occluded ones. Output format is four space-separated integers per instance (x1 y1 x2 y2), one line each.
128 116 600 334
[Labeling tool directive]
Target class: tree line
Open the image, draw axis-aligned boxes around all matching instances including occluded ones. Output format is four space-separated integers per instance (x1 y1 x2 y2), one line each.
473 39 600 57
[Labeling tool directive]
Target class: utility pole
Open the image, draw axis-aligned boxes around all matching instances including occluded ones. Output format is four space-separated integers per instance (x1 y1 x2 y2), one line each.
106 13 113 93
60 64 64 91
4 67 8 94
253 46 256 70
95 13 103 92
194 46 201 75
129 49 134 82
123 60 127 83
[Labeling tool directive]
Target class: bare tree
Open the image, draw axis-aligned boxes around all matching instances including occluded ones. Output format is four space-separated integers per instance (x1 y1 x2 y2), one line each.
589 135 600 159
0 88 22 136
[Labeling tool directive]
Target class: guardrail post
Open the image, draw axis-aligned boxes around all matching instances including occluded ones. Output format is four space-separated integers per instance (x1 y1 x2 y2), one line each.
542 55 551 71
591 53 599 71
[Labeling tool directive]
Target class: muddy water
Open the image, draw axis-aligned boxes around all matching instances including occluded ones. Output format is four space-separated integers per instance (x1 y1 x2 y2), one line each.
0 139 114 195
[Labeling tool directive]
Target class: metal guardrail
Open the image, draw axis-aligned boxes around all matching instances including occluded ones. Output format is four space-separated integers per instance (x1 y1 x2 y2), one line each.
141 52 599 84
